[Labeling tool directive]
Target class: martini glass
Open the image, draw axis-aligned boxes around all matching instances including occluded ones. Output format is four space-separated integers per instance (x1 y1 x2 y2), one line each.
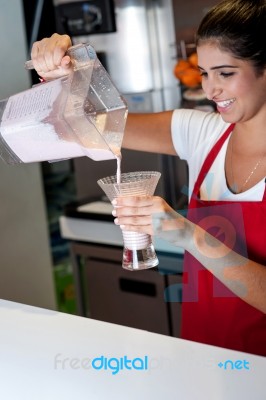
97 171 161 271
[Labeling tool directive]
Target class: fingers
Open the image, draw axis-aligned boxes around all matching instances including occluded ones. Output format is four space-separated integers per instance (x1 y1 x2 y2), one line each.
112 197 152 234
112 196 169 236
112 195 191 250
31 34 72 79
112 196 154 208
112 196 162 220
112 195 167 211
114 216 153 236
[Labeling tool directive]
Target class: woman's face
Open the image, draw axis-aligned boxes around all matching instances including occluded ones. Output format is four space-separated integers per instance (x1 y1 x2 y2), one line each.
197 43 266 124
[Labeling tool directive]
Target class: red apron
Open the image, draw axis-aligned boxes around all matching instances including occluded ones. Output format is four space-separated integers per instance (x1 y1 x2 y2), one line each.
181 124 266 356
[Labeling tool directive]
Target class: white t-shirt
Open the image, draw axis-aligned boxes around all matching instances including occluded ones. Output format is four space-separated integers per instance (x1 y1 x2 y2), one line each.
171 109 265 201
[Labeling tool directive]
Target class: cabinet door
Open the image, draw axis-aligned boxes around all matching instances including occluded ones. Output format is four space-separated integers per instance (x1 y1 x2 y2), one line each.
165 275 183 338
85 254 170 335
158 253 183 338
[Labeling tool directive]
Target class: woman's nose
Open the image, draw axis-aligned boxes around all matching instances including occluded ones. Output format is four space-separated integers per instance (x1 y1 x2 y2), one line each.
203 79 222 100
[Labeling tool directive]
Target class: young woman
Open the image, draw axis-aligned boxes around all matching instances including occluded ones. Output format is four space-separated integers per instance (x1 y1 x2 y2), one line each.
31 0 266 356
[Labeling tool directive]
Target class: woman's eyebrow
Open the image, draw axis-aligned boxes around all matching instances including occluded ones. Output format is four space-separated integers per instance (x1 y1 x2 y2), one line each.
198 65 239 70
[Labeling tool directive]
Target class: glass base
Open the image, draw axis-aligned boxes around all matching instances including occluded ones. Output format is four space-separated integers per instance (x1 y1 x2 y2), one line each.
122 243 159 271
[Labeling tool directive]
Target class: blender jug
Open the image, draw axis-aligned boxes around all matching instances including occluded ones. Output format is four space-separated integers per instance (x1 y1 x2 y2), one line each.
0 44 128 164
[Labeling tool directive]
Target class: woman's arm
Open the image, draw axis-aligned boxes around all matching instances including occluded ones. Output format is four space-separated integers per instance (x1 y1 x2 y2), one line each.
30 34 178 156
112 195 266 313
123 112 177 155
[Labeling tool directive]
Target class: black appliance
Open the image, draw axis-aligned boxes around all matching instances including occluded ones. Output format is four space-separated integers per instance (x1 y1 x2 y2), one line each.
54 0 116 36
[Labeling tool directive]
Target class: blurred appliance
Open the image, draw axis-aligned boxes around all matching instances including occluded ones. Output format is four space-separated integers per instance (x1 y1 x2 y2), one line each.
53 0 187 209
54 0 180 112
54 0 116 35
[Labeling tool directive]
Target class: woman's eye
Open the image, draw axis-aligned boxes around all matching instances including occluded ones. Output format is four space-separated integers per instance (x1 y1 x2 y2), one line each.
220 72 235 78
199 72 208 78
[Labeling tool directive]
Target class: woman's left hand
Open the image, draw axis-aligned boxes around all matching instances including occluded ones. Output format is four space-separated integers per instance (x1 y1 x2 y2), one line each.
112 195 193 250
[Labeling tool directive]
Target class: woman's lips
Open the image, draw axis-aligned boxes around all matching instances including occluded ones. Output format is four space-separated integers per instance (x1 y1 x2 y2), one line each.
215 98 236 112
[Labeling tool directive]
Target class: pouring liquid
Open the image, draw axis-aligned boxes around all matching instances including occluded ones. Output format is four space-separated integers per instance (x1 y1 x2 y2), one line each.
116 153 122 185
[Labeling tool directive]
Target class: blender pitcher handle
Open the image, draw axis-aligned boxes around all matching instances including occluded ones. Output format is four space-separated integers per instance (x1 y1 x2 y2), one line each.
24 43 97 71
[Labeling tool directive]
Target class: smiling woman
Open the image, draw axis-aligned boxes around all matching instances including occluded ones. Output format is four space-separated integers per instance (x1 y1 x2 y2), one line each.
30 0 266 356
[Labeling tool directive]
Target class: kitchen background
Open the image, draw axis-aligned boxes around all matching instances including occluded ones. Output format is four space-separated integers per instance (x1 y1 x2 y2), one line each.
0 0 218 333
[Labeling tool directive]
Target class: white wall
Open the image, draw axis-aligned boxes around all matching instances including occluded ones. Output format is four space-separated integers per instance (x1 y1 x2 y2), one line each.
0 0 56 310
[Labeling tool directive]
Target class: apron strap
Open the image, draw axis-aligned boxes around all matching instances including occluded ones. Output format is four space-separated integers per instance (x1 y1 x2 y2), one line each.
190 124 235 207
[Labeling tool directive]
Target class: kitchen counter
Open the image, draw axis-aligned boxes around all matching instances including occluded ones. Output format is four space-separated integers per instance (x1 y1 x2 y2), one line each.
0 299 265 399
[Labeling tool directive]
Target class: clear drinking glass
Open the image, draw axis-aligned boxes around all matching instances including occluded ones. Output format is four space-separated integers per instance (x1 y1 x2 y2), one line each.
97 171 161 271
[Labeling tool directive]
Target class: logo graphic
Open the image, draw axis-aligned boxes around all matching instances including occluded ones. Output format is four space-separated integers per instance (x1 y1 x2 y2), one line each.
194 215 236 259
218 359 250 370
54 354 149 375
161 175 248 302
91 355 148 375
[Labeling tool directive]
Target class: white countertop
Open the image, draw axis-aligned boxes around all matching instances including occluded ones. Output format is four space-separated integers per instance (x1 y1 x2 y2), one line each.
0 299 265 399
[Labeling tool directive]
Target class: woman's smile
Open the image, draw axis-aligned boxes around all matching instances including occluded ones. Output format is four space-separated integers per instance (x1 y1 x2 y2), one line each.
215 98 236 113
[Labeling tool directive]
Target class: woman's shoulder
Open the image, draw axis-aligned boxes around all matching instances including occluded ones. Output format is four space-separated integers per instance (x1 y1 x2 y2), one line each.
172 108 228 134
171 108 231 161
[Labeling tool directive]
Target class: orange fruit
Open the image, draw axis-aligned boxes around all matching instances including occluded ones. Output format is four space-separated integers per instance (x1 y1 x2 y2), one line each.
188 52 198 68
179 67 202 88
173 59 191 79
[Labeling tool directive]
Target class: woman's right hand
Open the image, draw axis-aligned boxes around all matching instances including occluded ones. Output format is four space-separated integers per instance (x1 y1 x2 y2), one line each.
31 33 73 80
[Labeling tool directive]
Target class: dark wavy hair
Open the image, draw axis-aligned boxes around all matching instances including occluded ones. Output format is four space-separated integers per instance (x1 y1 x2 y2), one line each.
196 0 266 75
